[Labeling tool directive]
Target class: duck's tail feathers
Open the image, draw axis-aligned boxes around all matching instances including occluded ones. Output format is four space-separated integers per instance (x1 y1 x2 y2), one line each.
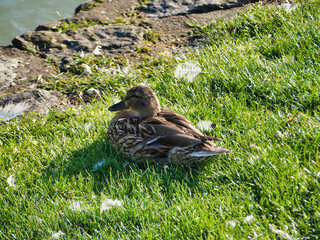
189 148 230 157
169 145 230 166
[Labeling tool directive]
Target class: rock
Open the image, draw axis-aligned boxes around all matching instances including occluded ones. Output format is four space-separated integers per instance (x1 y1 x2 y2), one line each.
142 0 256 17
0 46 55 97
70 0 138 23
0 89 62 118
13 25 143 71
11 36 30 51
17 31 63 50
75 0 96 13
36 0 139 30
35 21 62 31
0 57 19 90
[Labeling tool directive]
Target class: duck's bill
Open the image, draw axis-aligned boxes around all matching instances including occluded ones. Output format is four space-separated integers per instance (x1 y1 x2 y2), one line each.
108 100 128 111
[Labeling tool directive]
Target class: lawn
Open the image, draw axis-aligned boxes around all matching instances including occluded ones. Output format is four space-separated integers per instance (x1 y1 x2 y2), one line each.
1 0 320 239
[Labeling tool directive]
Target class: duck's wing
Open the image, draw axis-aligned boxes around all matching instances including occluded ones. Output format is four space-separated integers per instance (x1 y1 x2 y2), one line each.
157 109 222 142
141 116 203 147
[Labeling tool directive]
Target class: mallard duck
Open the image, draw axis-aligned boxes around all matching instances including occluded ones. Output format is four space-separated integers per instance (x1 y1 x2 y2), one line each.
107 86 230 166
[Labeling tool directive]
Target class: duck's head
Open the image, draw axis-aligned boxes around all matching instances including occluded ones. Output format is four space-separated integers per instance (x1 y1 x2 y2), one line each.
108 86 161 118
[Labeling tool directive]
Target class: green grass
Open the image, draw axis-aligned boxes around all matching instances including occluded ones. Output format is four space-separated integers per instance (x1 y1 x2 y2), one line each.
53 19 99 32
1 1 320 239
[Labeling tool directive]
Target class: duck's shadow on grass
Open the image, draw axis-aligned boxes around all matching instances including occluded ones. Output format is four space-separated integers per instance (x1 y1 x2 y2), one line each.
44 135 222 199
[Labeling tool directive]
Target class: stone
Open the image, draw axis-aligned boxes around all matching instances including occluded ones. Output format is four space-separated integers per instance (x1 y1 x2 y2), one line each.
75 0 96 14
70 0 138 23
0 89 62 116
0 57 19 90
142 0 256 17
142 0 257 18
35 21 62 31
0 46 55 97
11 36 30 51
36 0 139 30
12 25 143 71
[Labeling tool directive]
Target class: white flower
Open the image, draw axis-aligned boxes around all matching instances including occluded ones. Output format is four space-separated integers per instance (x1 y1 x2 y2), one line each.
37 74 43 82
244 214 254 223
93 46 103 56
159 51 172 57
273 230 292 239
119 66 136 77
249 144 261 150
79 49 85 58
226 220 237 229
269 224 292 239
92 158 107 171
276 131 284 139
281 3 297 12
52 231 65 239
7 175 16 188
304 168 311 174
79 64 92 76
83 64 92 74
84 122 93 132
122 66 130 75
69 201 83 211
0 102 30 121
100 198 122 213
174 61 201 82
101 68 112 75
86 88 100 96
197 120 213 131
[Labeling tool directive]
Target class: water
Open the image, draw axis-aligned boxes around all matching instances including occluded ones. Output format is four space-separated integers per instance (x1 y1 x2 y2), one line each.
0 0 85 46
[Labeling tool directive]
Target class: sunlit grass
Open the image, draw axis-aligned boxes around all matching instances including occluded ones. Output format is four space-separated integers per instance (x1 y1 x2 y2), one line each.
1 1 320 239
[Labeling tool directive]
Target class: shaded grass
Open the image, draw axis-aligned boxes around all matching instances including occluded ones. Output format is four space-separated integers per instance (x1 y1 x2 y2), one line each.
1 0 320 239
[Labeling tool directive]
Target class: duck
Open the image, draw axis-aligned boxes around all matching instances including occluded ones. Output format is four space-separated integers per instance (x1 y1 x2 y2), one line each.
106 86 230 166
